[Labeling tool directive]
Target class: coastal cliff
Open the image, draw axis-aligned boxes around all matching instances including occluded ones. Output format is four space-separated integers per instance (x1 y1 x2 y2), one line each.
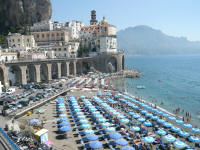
0 0 52 34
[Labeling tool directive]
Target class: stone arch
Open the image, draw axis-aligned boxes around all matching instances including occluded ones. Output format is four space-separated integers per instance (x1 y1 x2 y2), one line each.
106 57 117 73
40 63 48 82
69 62 74 75
76 61 82 75
122 55 125 70
8 65 22 86
82 61 91 74
27 64 36 83
52 62 58 79
61 62 67 77
0 67 4 85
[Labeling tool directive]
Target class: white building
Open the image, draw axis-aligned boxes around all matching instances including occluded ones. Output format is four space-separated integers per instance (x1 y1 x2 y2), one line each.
53 21 64 30
7 33 36 49
0 49 18 62
30 20 54 32
100 36 117 53
65 21 84 39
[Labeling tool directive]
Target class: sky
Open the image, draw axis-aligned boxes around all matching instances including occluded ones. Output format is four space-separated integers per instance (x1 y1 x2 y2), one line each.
51 0 200 41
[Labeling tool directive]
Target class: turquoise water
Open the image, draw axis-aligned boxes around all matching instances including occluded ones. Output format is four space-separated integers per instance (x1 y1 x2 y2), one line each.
121 55 200 126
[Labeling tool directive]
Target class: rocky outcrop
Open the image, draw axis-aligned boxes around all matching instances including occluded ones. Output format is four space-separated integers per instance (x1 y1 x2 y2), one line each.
0 0 52 33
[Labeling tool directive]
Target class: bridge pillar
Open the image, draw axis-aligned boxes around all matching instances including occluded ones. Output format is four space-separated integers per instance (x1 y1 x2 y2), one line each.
35 64 41 83
20 65 27 85
4 66 9 87
47 63 52 81
66 62 70 76
57 62 61 78
80 62 83 74
73 61 77 76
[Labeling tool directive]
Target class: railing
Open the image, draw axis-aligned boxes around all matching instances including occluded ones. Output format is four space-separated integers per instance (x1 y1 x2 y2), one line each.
0 127 20 150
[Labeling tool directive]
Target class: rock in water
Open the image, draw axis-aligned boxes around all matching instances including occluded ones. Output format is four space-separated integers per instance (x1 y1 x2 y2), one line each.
0 0 52 33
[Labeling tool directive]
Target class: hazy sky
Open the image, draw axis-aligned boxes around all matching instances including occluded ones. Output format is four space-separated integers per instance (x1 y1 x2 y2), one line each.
51 0 200 41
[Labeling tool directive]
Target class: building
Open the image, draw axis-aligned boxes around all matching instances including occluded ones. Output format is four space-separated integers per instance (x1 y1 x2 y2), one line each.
30 20 54 32
0 49 18 62
65 21 84 39
31 30 69 46
80 11 117 53
7 33 36 49
53 21 64 30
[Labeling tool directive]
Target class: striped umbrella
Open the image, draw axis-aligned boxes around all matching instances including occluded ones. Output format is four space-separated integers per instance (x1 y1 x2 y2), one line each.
156 129 167 136
171 126 181 133
173 140 187 149
178 131 190 137
144 136 155 143
175 120 183 124
131 126 140 132
163 134 176 142
188 136 200 143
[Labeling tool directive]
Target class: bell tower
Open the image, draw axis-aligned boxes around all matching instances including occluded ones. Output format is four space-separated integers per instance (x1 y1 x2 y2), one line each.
90 10 98 25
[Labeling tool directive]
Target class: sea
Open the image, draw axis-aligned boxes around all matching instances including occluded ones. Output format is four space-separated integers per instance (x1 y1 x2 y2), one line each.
112 55 200 126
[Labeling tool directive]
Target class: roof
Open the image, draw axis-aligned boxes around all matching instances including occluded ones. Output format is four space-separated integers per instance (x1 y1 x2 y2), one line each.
35 129 48 136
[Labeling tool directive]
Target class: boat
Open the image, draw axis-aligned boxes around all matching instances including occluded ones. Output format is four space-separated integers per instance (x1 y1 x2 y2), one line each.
136 85 146 89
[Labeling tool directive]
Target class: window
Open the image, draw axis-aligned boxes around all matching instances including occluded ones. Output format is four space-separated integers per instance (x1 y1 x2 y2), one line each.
27 39 29 42
61 33 64 36
57 33 59 36
59 48 61 51
52 33 54 37
12 39 15 42
37 34 40 38
42 34 45 38
18 39 20 42
47 34 49 37
64 48 66 51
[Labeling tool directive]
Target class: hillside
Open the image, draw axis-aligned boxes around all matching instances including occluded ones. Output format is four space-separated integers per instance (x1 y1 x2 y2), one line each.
117 25 200 55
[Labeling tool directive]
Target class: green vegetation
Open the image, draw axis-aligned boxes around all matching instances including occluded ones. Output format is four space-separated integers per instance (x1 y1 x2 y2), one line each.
77 45 89 57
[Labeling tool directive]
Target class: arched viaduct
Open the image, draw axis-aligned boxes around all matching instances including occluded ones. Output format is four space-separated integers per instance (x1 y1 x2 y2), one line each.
0 52 125 86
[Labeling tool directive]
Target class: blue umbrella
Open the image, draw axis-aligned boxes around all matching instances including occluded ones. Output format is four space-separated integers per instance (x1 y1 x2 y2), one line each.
115 138 128 146
105 127 116 132
59 114 67 117
89 141 102 149
75 111 84 115
58 117 68 122
157 119 166 124
94 114 103 118
84 129 94 134
173 140 187 148
157 129 167 136
163 134 176 142
137 117 146 122
131 126 140 132
92 111 101 115
128 112 135 116
120 118 129 124
59 126 71 132
162 113 169 117
188 136 200 143
109 132 122 140
182 123 192 128
171 126 181 133
101 122 111 128
59 122 70 126
79 119 88 124
144 136 155 143
74 109 82 112
29 119 40 124
179 131 190 137
191 128 200 133
175 120 183 124
133 114 140 119
145 113 153 118
143 121 152 127
163 122 173 128
86 134 99 141
97 118 106 123
140 110 147 114
151 116 159 120
81 124 91 129
77 115 86 119
122 146 135 150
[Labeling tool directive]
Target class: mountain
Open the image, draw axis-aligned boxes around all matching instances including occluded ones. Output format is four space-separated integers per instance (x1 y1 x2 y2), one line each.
117 25 200 55
0 0 52 34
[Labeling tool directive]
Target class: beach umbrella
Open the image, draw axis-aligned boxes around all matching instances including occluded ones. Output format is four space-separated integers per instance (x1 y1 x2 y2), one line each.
171 126 181 133
175 120 183 124
188 136 200 143
157 119 166 124
143 121 152 127
29 119 40 124
59 122 70 126
191 128 200 133
151 116 159 120
140 110 147 114
163 122 173 128
73 106 80 109
58 117 68 122
81 124 91 129
92 111 101 115
143 136 155 143
101 122 111 128
122 146 135 150
137 117 146 122
84 129 94 134
77 115 86 119
163 134 176 142
162 113 169 118
168 116 176 121
178 131 190 137
117 115 125 119
97 118 106 123
120 118 129 124
89 141 102 149
74 109 82 112
57 108 65 112
133 114 140 119
109 132 122 140
79 119 88 124
145 113 153 118
75 111 84 115
94 114 103 118
105 127 116 132
86 134 99 141
128 112 135 116
182 123 192 128
59 126 71 132
115 138 128 146
59 114 67 117
156 129 167 136
80 95 86 99
173 140 187 149
131 126 140 132
156 111 163 115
